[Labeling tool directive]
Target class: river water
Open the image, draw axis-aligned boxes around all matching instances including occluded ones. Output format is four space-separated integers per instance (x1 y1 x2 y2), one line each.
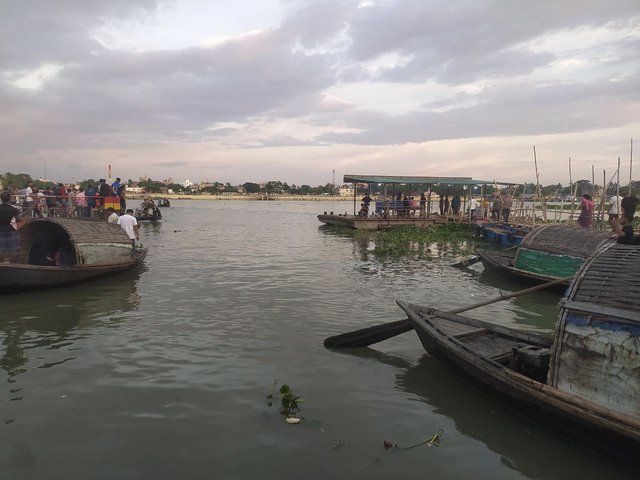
0 201 635 480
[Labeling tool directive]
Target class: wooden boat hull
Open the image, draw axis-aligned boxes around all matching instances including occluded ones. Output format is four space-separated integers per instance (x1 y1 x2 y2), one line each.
479 223 528 247
396 301 640 468
0 249 146 293
476 249 571 289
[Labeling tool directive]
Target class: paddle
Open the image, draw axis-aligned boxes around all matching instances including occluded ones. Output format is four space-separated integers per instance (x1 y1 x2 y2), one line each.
323 276 571 349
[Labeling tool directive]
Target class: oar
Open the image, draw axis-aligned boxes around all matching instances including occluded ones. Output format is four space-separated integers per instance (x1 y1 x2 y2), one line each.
323 276 571 349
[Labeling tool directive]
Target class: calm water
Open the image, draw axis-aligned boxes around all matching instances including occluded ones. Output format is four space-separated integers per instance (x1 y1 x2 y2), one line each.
0 201 635 480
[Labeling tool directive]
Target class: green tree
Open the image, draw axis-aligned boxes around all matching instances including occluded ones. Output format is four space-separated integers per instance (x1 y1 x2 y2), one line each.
1 172 33 189
243 182 261 193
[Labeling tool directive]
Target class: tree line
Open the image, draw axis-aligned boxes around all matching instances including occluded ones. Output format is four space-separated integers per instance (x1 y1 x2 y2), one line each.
0 172 339 195
2 172 637 197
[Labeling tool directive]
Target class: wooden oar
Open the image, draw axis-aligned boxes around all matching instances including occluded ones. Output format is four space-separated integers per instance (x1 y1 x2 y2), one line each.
323 276 571 349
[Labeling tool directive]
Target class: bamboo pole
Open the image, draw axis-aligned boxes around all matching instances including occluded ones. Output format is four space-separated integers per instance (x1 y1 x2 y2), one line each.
616 157 621 219
533 145 547 222
600 170 606 230
630 138 634 194
568 157 575 223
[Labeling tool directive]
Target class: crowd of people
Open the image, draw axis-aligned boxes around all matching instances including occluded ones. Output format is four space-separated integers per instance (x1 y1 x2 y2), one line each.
0 177 141 262
1 177 128 219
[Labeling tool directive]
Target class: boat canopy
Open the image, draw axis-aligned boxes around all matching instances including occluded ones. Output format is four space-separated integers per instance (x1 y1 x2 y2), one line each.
17 218 133 266
513 224 614 278
343 174 520 186
550 243 640 420
518 224 613 258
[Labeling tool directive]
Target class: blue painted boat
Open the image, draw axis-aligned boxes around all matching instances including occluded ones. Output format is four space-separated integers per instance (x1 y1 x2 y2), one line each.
479 223 530 247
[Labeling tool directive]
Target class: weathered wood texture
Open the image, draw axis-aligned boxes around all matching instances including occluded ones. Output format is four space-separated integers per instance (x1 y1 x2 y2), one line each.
549 243 640 420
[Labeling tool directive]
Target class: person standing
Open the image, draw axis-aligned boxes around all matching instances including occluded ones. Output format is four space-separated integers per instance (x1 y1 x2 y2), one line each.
419 193 426 218
23 181 34 212
86 184 96 215
451 195 461 215
0 191 21 262
98 178 112 198
621 190 639 221
491 193 502 222
117 209 140 247
75 187 88 217
502 191 513 223
438 195 444 215
111 177 122 195
361 192 372 214
577 194 595 228
608 192 624 223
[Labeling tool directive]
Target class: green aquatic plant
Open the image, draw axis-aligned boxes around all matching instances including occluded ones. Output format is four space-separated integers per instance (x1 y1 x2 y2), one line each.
265 380 305 416
278 384 304 415
372 225 479 258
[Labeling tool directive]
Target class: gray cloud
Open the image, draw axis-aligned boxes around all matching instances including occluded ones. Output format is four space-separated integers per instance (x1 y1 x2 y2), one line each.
0 0 638 183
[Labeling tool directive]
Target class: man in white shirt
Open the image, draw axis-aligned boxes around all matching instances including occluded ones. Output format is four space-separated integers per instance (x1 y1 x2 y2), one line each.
608 193 624 223
117 209 139 246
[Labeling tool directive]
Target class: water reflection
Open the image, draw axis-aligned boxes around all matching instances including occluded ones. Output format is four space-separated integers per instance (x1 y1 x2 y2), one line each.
0 268 143 384
342 348 633 479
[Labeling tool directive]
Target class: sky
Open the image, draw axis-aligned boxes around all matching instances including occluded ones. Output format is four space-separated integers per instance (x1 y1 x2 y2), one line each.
1 0 639 186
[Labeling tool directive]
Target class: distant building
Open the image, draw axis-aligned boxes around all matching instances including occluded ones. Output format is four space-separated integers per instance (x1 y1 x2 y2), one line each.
339 185 354 196
183 179 194 188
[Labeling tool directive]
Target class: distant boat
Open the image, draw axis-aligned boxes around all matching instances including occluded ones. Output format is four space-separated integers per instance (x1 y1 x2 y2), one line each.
156 197 171 207
0 218 147 293
397 243 640 468
477 224 613 289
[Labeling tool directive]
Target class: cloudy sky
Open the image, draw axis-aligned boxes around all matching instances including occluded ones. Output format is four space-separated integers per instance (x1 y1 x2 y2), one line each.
1 0 638 186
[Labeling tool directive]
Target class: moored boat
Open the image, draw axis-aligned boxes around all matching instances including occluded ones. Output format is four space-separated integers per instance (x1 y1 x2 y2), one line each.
0 218 147 293
477 224 613 289
477 222 530 247
397 242 640 468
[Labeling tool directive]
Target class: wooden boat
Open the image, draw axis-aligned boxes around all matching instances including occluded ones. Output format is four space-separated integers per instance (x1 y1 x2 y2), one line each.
477 224 613 288
0 218 147 293
477 222 530 247
397 243 640 468
135 199 162 221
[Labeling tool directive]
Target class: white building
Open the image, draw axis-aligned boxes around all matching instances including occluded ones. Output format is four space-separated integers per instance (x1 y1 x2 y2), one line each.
339 185 354 196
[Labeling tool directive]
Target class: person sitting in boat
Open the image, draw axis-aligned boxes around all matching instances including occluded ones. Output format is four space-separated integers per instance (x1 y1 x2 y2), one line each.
610 215 640 245
141 195 159 217
106 207 119 224
358 202 368 218
0 191 22 262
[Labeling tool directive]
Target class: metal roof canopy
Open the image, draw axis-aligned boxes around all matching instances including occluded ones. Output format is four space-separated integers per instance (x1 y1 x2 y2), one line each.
343 174 520 186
